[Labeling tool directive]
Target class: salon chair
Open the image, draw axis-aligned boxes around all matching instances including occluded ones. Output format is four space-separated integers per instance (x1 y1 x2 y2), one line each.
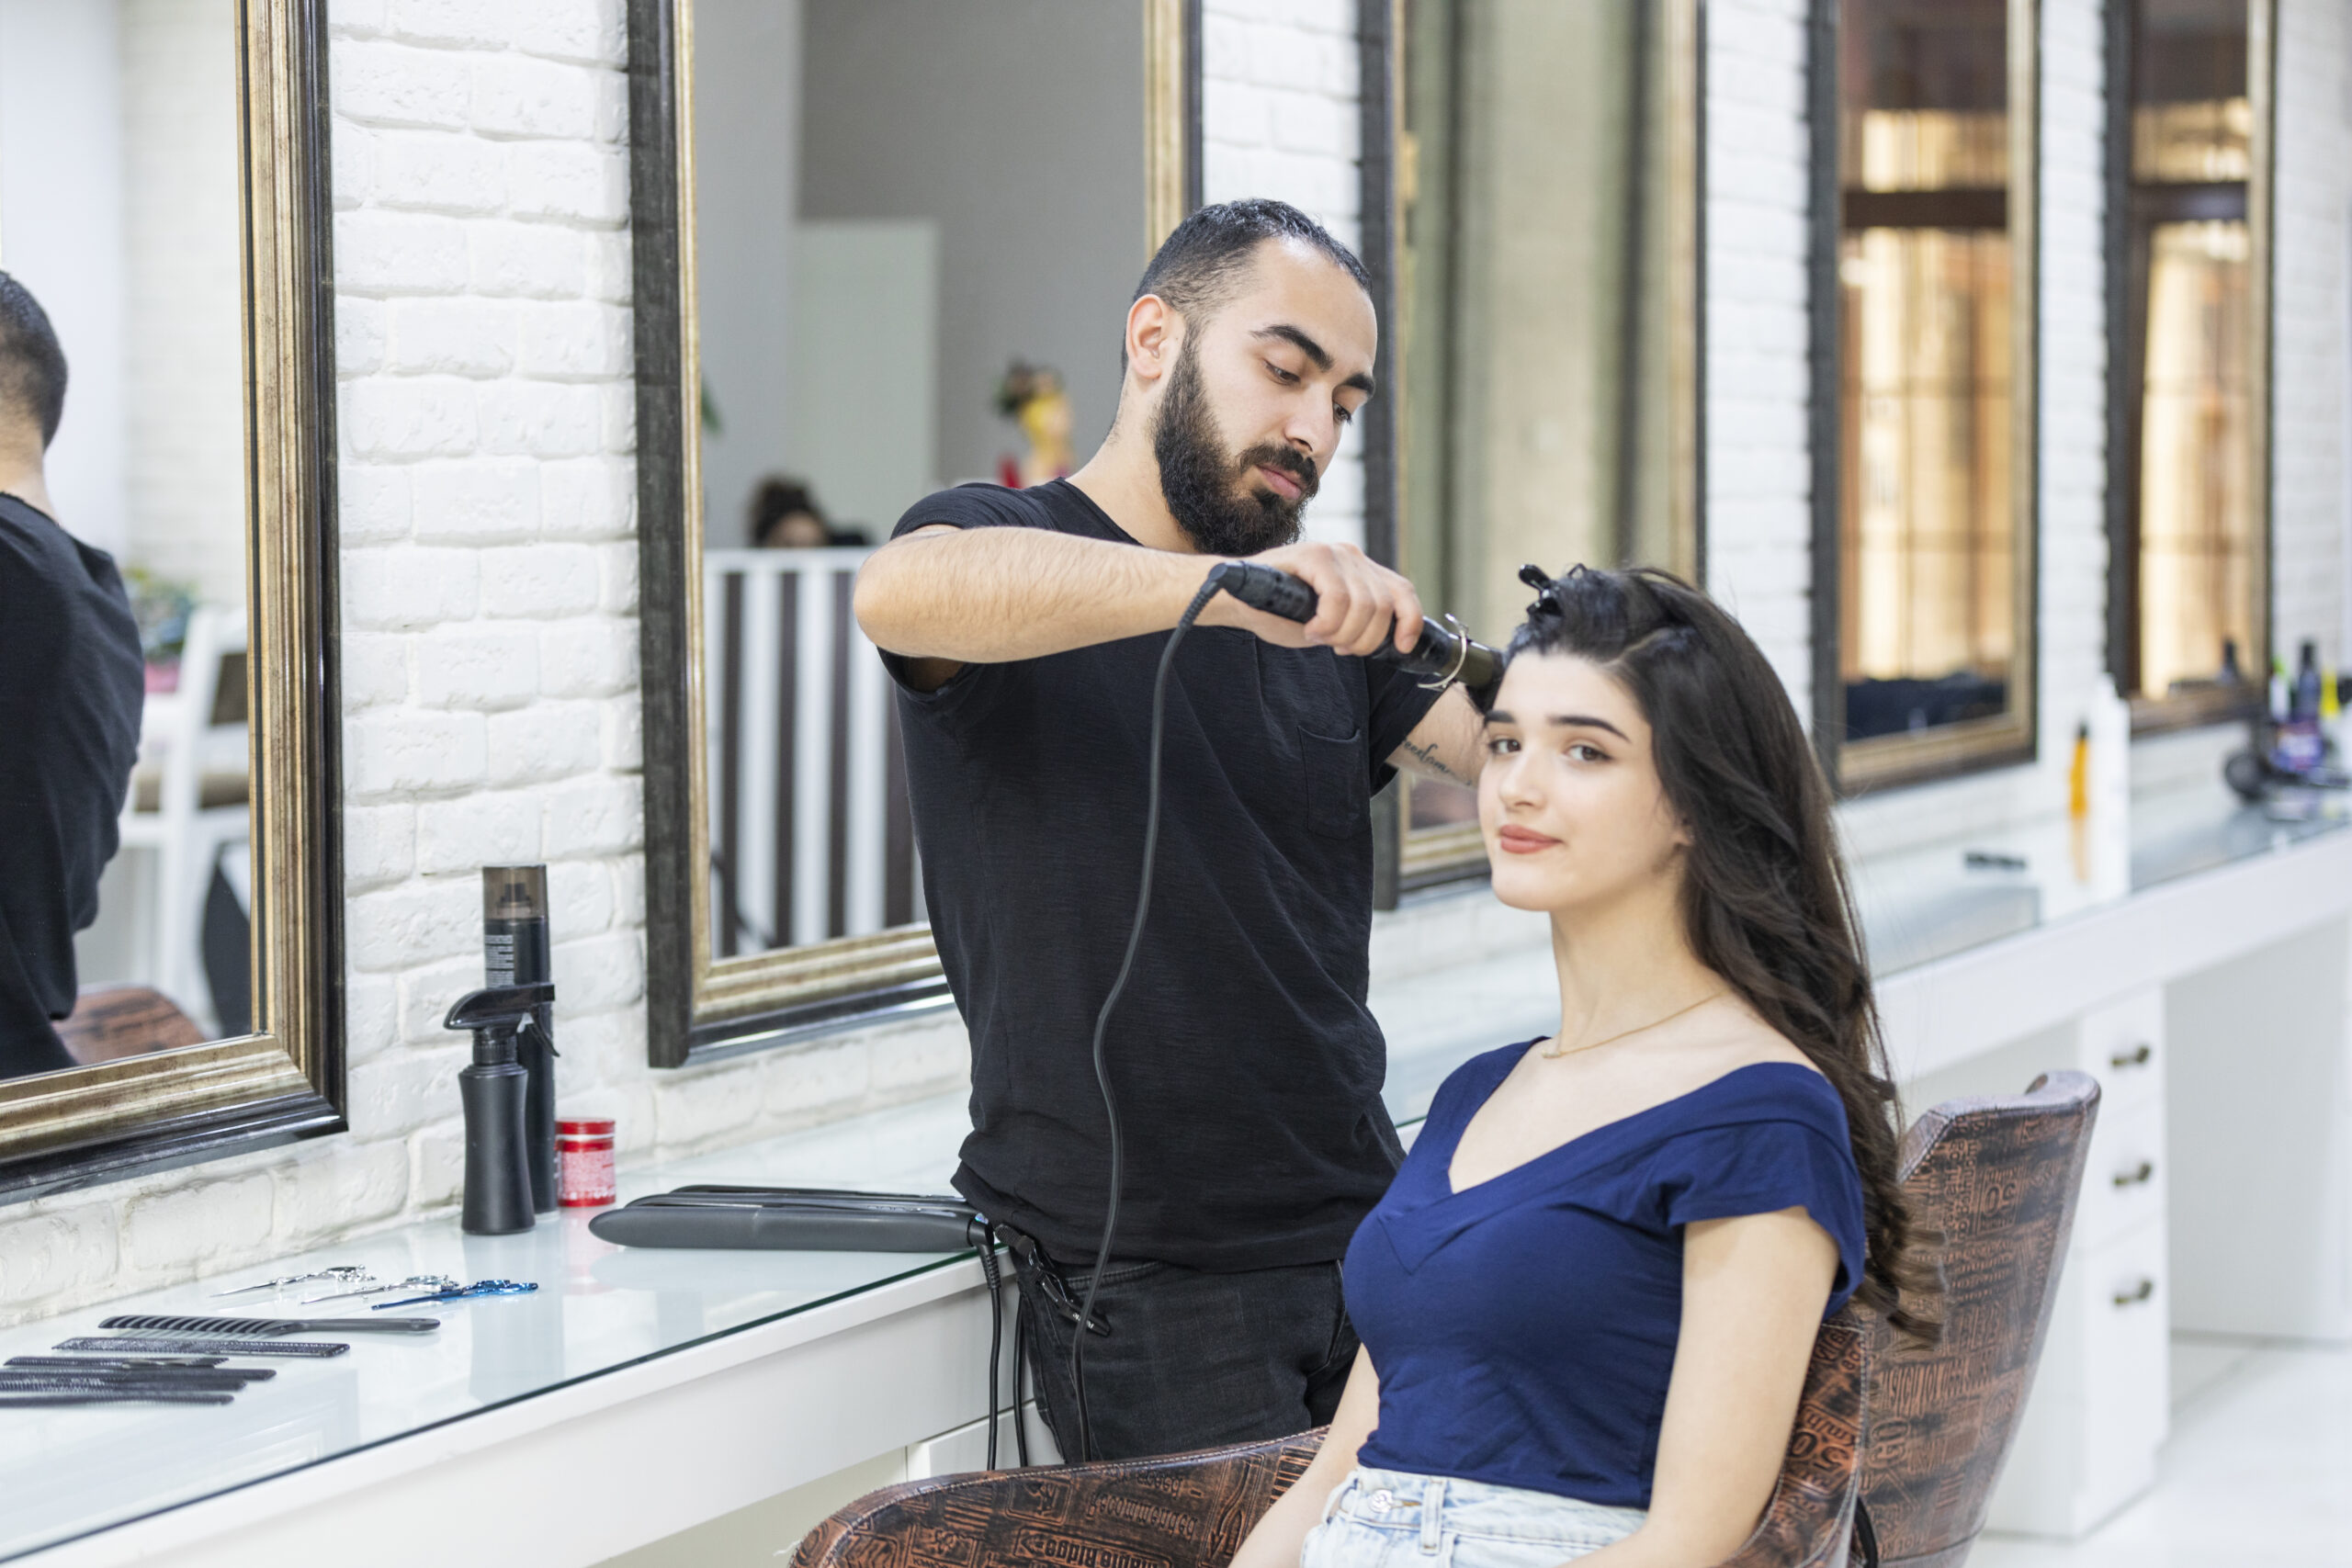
786 1313 1870 1568
1858 1071 2101 1568
57 984 208 1065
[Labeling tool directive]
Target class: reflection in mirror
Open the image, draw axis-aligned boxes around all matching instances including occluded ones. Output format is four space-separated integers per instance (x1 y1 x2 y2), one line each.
2114 0 2267 724
685 1 1145 967
1830 0 2036 783
0 0 250 1081
1389 0 1699 874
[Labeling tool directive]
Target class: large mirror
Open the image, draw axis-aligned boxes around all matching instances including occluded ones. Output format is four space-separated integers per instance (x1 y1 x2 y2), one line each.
2107 0 2271 730
1370 0 1703 887
0 0 340 1194
1814 0 2040 789
633 0 1194 1064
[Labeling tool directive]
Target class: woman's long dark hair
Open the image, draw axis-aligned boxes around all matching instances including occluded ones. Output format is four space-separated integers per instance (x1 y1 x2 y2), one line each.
1502 564 1939 1342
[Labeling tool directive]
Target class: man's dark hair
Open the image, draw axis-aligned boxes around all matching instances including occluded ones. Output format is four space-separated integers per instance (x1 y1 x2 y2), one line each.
1131 198 1370 321
0 272 67 449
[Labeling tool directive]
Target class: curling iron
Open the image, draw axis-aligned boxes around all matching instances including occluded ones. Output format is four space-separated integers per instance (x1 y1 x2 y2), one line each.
1208 560 1503 707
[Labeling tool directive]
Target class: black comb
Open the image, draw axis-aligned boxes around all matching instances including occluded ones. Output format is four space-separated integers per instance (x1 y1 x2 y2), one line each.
0 1390 235 1406
98 1314 440 1337
57 1336 349 1359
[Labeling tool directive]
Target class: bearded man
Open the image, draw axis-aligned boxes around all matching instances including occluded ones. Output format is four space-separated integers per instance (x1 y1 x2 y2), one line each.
854 199 1484 1461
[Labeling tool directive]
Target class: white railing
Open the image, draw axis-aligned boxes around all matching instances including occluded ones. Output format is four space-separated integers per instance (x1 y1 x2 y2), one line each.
703 547 921 957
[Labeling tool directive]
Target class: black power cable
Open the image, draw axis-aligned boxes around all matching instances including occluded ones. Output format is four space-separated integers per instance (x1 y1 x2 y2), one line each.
976 1235 1005 1470
1069 571 1225 1462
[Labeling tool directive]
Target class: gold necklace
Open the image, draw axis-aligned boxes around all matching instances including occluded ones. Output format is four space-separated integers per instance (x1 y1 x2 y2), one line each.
1539 991 1728 1060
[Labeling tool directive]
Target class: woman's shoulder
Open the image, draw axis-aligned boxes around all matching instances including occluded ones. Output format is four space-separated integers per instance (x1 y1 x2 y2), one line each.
1668 1058 1850 1140
1425 1040 1540 1121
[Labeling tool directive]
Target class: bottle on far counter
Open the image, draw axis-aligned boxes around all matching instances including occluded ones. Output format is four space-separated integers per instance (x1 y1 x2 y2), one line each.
482 866 559 1213
2275 640 2328 776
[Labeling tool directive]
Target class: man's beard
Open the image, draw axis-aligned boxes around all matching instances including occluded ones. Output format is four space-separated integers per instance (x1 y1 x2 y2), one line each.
1152 337 1318 557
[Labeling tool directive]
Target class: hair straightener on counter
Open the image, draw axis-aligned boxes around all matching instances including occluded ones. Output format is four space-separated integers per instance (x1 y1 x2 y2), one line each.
588 1186 989 1250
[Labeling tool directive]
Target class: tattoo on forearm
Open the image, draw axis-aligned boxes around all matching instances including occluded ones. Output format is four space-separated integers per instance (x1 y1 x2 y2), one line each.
1401 738 1472 784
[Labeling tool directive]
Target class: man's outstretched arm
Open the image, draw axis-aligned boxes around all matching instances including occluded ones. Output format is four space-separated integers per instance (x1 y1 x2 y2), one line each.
853 524 1427 690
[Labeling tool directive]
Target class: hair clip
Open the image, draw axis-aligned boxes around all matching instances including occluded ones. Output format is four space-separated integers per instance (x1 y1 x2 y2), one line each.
210 1265 373 1299
370 1279 539 1311
301 1274 459 1305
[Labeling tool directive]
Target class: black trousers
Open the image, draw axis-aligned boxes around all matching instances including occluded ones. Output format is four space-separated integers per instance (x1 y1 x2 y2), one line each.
1010 1241 1359 1462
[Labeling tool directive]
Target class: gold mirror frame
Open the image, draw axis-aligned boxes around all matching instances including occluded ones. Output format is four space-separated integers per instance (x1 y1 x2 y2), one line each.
631 0 1197 1066
2109 0 2273 737
1815 0 2041 793
0 0 345 1198
1364 0 1706 892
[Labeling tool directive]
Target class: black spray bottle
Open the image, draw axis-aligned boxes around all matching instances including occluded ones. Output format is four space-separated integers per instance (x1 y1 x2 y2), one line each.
482 867 558 1213
447 982 553 1235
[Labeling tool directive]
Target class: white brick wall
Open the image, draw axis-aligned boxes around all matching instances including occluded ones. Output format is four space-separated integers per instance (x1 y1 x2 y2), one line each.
1200 0 1368 550
1703 0 1815 722
2272 0 2349 673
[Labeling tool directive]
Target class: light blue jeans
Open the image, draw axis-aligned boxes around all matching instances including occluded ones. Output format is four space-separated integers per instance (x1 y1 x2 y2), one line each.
1299 1467 1647 1568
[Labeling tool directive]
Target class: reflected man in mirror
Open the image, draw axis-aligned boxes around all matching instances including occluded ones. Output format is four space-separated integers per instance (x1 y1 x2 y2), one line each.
0 273 144 1080
854 201 1487 1459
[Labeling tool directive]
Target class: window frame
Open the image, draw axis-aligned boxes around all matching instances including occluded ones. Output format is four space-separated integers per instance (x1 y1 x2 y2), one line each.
1363 0 1707 897
629 0 1200 1067
2103 0 2275 736
1808 0 2042 794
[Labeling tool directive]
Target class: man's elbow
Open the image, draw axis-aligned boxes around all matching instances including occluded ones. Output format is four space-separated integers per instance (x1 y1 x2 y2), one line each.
852 548 921 655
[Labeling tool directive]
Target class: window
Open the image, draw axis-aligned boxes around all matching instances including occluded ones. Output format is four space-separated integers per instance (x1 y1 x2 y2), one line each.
2109 0 2271 728
1820 0 2038 787
1380 0 1702 885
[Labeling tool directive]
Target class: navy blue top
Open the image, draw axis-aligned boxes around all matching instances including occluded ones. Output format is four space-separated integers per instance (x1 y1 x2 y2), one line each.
1344 1045 1866 1508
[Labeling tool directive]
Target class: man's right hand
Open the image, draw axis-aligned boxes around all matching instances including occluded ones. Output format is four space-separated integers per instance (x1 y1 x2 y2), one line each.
1200 539 1427 660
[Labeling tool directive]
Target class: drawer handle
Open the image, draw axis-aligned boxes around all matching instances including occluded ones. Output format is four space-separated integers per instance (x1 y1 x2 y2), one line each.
2111 1161 2155 1188
2109 1043 2153 1069
2112 1278 2156 1308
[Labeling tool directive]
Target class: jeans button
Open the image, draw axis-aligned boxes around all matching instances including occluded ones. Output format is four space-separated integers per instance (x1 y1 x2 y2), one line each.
1368 1489 1393 1513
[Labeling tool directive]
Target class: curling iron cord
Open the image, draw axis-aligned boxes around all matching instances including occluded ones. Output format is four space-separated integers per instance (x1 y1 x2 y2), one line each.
1069 570 1224 1461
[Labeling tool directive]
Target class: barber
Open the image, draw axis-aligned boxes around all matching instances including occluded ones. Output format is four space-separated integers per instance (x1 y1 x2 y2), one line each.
0 272 144 1079
854 200 1484 1461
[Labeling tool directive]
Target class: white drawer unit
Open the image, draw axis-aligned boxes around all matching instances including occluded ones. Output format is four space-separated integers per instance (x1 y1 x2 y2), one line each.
1982 984 2171 1540
1986 1215 2171 1538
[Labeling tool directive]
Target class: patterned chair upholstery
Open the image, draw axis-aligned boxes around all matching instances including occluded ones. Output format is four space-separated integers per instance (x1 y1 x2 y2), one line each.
57 985 207 1066
788 1314 1869 1568
1860 1071 2101 1568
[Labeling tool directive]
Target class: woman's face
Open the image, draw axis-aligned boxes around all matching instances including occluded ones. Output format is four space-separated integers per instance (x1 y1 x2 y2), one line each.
1477 650 1690 916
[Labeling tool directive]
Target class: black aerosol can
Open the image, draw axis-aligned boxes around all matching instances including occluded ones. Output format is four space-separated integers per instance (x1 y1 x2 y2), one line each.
482 867 558 1213
447 983 553 1235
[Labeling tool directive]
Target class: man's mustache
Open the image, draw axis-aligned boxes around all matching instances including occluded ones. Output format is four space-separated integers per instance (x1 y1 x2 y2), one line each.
1237 444 1318 502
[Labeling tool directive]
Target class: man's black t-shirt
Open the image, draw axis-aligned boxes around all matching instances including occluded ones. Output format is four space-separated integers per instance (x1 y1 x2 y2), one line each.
885 480 1442 1272
0 494 144 1079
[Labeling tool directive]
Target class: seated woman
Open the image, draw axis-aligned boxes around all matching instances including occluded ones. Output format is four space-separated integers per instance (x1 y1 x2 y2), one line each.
1233 565 1935 1568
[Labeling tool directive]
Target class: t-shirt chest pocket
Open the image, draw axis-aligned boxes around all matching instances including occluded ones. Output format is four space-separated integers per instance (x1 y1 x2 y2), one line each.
1297 721 1367 838
1250 643 1371 840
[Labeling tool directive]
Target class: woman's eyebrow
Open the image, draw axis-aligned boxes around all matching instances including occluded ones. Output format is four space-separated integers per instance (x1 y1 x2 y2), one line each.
1480 709 1630 741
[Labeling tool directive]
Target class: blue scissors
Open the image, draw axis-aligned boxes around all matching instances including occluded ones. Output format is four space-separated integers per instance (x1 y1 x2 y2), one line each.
371 1279 540 1310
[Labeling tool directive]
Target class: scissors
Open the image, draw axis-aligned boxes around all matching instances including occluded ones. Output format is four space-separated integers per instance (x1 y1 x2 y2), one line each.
210 1265 373 1298
370 1280 540 1310
303 1274 459 1305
